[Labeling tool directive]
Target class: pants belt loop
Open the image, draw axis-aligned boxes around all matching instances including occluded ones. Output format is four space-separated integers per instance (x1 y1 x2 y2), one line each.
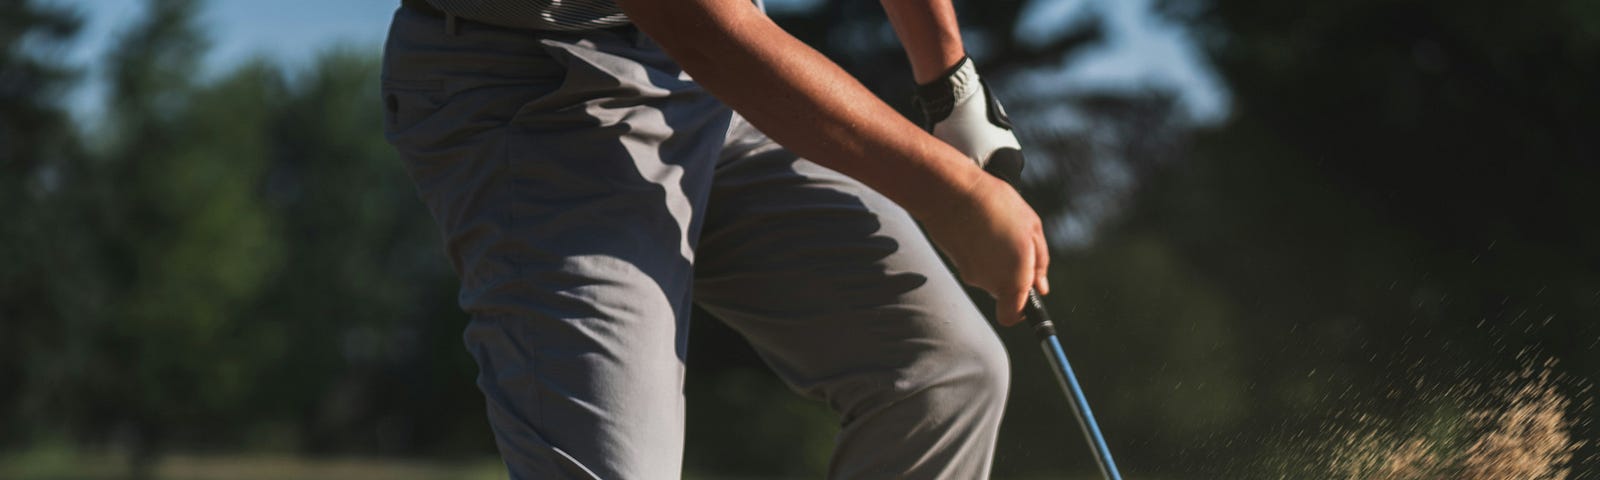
445 13 459 36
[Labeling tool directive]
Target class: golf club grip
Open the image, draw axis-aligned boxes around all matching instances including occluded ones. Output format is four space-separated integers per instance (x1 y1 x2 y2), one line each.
1024 289 1057 339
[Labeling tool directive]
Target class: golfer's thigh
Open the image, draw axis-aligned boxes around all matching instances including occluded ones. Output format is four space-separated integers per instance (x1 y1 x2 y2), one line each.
385 36 700 480
437 127 701 479
694 145 1010 419
439 113 712 479
444 127 701 480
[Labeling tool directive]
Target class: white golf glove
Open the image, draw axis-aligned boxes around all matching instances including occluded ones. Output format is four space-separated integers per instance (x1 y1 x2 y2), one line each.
913 56 1025 181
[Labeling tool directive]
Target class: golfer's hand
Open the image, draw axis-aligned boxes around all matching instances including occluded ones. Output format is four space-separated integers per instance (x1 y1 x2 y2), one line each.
920 174 1050 327
914 57 1023 172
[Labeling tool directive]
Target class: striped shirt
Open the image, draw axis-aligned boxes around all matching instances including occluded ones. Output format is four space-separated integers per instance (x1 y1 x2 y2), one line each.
424 0 629 32
423 0 766 32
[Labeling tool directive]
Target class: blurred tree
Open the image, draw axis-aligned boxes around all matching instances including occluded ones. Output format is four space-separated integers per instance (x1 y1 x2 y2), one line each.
0 0 80 165
78 0 284 474
0 0 88 447
1093 0 1600 473
81 0 481 463
5 0 481 474
246 48 479 456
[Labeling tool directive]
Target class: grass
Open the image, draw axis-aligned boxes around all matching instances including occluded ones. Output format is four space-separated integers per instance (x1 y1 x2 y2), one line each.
0 447 1116 479
0 448 507 480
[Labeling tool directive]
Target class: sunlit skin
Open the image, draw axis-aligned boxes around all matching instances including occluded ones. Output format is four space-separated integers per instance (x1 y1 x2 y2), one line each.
881 0 967 84
615 0 1050 325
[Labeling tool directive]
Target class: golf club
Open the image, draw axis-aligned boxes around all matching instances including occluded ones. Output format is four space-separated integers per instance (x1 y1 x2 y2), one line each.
984 156 1124 480
1022 290 1123 480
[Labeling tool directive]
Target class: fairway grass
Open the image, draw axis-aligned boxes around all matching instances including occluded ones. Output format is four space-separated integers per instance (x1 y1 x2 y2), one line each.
0 449 1116 479
0 451 507 480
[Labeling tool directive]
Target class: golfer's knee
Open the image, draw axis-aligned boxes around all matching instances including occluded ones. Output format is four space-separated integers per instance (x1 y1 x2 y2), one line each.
903 334 1011 413
960 336 1012 405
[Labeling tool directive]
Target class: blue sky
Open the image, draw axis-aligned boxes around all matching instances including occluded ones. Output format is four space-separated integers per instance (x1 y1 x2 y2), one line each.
48 0 1224 123
50 0 396 120
53 0 394 72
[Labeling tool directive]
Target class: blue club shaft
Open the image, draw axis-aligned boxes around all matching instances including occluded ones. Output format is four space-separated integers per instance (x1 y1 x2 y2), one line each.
1025 291 1123 480
981 152 1120 477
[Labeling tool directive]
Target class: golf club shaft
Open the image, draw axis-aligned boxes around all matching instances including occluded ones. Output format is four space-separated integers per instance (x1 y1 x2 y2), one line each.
980 157 1122 479
1023 291 1123 480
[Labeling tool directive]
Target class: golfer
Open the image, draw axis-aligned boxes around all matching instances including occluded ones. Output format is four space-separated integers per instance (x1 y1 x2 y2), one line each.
381 0 1047 477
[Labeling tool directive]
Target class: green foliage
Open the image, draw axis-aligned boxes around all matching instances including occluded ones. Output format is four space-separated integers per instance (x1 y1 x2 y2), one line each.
0 0 80 166
1118 0 1600 473
3 0 476 464
1 0 93 448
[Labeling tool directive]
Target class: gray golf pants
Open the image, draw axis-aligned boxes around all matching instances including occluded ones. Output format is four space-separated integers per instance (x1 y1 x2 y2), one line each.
381 7 1008 479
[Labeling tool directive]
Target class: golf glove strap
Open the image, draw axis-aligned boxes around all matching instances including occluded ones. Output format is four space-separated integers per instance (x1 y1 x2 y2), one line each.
914 56 1025 180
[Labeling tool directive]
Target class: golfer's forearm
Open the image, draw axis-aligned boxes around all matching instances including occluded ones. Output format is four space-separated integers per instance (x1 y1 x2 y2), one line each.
881 0 966 84
618 0 983 219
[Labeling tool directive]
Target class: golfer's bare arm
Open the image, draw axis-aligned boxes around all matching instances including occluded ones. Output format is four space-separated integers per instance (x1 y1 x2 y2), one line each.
615 0 1049 325
615 0 978 221
880 0 965 84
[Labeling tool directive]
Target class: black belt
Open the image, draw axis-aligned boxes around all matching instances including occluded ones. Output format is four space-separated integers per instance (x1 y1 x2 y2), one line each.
401 0 447 18
399 0 637 37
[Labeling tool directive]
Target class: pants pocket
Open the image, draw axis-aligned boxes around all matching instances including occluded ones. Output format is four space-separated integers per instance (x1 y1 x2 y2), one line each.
381 78 445 143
